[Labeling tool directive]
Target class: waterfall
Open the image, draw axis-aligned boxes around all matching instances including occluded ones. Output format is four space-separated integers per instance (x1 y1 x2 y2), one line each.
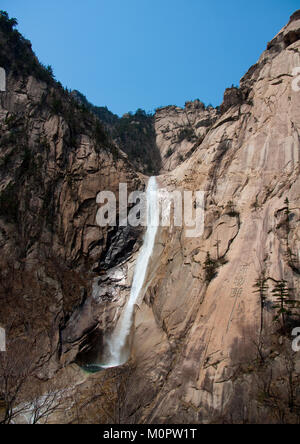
101 176 159 368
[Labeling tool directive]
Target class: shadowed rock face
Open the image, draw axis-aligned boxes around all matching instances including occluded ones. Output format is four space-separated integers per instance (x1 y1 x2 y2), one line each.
1 10 300 424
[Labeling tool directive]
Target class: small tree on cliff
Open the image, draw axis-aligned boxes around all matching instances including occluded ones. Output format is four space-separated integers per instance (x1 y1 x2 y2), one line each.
0 10 18 32
253 272 268 337
284 197 290 253
204 252 218 283
213 236 221 260
272 280 298 333
227 200 238 217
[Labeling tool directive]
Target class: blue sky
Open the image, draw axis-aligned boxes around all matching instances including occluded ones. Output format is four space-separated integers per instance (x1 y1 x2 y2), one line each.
2 0 299 115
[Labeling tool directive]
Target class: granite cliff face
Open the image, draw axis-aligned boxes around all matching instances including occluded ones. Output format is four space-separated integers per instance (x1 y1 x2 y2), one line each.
121 10 300 423
72 90 162 176
0 15 145 387
154 100 218 172
1 10 300 424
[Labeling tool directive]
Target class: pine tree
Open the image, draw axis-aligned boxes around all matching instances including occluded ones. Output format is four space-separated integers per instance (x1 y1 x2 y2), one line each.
0 11 18 32
253 272 268 336
227 200 238 217
272 280 298 332
204 252 218 283
284 197 290 252
213 236 221 260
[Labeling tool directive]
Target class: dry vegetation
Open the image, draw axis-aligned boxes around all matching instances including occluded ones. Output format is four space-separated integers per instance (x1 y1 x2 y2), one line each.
215 323 300 424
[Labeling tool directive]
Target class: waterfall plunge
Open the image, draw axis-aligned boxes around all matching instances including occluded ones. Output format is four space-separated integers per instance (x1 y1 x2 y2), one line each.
101 176 159 368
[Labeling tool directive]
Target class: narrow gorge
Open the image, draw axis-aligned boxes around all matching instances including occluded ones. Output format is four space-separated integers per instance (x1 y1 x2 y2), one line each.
0 8 300 425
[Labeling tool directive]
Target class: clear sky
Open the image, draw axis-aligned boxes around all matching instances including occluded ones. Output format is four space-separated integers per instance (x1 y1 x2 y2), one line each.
1 0 299 116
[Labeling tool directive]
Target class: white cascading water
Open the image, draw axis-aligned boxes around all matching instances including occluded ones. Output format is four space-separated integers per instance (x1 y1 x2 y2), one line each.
101 176 159 368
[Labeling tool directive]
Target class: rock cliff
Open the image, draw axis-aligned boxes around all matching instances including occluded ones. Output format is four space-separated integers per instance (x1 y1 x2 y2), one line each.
0 13 144 385
122 10 300 424
0 10 300 424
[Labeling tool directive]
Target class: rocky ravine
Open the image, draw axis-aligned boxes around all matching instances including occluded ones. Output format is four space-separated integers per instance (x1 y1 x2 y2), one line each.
0 10 300 424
